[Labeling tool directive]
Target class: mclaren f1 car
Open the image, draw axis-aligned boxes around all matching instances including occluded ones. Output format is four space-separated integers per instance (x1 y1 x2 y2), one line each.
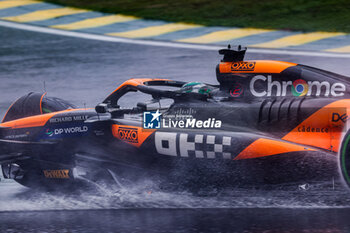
2 46 350 190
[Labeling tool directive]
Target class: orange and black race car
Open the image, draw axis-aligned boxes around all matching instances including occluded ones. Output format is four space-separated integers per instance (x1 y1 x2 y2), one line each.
2 46 350 190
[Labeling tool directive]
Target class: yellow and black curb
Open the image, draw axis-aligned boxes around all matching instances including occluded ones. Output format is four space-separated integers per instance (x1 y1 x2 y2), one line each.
1 0 350 53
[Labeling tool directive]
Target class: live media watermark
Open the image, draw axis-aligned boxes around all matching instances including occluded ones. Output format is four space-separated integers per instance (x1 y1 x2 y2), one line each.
143 108 222 129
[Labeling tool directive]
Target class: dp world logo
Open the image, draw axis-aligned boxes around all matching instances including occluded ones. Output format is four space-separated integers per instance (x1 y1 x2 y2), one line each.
143 110 161 129
45 129 54 137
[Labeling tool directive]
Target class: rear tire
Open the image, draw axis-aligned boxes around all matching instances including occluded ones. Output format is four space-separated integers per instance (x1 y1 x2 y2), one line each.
339 130 350 188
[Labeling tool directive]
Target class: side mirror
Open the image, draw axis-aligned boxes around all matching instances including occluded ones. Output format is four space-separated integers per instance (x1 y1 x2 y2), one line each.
95 103 108 113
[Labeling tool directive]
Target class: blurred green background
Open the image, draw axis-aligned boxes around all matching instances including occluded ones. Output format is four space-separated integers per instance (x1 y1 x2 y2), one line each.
45 0 350 32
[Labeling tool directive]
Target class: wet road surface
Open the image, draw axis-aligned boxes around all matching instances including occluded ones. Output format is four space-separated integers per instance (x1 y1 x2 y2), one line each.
2 208 350 233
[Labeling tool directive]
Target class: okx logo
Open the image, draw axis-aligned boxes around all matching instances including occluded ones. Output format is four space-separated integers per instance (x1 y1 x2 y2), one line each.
143 110 162 129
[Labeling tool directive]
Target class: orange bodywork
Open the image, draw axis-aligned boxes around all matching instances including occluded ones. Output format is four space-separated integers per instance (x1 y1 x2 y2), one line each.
39 92 47 115
0 109 84 129
111 124 155 148
234 138 315 160
235 99 350 159
283 99 350 152
219 60 297 74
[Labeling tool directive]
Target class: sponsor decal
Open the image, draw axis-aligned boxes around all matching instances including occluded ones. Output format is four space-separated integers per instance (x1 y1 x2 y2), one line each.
230 83 243 97
94 130 105 136
172 108 197 116
297 125 329 133
43 169 70 179
112 125 154 147
49 115 88 123
46 129 54 137
250 75 346 97
292 79 308 97
155 132 232 159
332 113 348 123
118 127 138 143
143 110 162 129
231 62 255 71
43 125 89 138
54 126 88 135
5 133 29 139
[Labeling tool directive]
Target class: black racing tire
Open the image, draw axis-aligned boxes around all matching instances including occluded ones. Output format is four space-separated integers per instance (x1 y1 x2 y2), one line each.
339 130 350 188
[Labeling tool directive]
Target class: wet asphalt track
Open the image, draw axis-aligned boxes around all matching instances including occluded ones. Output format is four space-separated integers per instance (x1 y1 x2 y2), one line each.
2 26 350 232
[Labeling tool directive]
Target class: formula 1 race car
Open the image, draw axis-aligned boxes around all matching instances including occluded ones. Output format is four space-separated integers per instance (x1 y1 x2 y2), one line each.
2 46 350 190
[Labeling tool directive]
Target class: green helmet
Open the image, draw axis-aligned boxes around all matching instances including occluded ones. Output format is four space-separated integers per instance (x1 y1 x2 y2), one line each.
180 82 213 95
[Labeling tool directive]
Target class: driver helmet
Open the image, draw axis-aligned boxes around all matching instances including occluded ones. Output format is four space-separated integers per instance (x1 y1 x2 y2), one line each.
180 82 214 95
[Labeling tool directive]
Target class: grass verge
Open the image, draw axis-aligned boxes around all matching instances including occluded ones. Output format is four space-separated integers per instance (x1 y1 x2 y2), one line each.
45 0 350 32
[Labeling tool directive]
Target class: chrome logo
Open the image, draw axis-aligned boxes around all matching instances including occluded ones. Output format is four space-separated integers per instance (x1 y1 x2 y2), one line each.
292 79 308 96
250 75 346 97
